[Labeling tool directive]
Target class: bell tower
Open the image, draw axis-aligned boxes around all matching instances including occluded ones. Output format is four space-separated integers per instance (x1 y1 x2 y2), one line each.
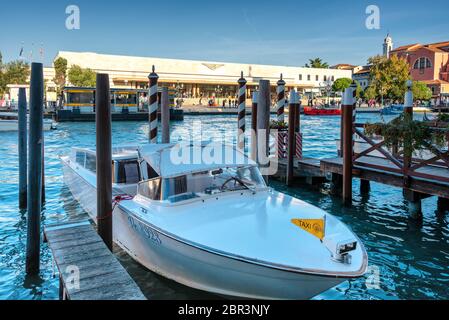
383 33 393 58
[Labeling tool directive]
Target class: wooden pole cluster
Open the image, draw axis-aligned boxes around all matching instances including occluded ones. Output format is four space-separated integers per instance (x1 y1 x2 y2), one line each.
148 66 159 143
250 91 258 162
18 88 27 209
276 74 286 122
287 90 299 186
161 87 170 144
237 72 247 151
26 62 44 275
95 73 113 251
403 80 414 175
342 82 357 206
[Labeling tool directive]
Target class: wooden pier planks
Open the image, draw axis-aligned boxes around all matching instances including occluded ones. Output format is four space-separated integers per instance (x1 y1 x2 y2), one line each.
44 220 146 300
321 156 449 198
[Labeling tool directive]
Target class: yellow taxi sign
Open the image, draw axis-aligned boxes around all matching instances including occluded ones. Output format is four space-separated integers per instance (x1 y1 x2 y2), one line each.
291 217 326 241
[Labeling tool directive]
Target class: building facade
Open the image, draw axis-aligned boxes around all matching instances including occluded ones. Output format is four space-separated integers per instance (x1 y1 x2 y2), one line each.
48 51 352 104
390 41 449 98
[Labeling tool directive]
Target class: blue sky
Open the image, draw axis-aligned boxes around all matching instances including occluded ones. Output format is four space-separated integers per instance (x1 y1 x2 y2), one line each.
1 0 448 67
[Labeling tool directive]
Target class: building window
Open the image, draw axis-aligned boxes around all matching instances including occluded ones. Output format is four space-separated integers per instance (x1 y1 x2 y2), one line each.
315 75 319 81
413 57 432 69
331 76 335 81
324 75 327 81
307 75 311 81
299 74 302 81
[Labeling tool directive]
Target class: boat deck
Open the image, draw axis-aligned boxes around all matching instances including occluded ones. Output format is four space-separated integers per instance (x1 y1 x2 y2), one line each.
44 220 146 300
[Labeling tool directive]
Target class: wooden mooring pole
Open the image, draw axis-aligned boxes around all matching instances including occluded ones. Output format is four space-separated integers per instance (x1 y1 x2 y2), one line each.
95 73 113 250
402 80 423 219
148 66 159 143
26 62 44 275
342 83 356 206
257 80 270 181
250 91 258 162
237 72 247 151
161 87 170 144
286 90 298 186
18 88 27 209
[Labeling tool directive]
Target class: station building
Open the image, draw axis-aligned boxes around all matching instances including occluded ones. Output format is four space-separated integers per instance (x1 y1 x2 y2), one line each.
44 51 353 105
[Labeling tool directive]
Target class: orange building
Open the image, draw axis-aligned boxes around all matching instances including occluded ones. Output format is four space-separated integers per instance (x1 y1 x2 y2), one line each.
391 41 449 99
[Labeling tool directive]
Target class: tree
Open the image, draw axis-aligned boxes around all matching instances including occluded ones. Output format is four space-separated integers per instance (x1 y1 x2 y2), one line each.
367 54 410 103
0 60 30 95
68 65 96 87
53 57 68 91
305 58 329 69
332 78 352 93
412 81 432 101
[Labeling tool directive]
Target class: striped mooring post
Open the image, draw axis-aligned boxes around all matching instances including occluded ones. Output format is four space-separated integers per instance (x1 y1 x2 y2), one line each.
276 74 286 122
342 82 357 206
148 65 159 143
237 71 247 151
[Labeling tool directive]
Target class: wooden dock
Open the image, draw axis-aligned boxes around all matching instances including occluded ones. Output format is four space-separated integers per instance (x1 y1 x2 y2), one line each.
44 220 146 300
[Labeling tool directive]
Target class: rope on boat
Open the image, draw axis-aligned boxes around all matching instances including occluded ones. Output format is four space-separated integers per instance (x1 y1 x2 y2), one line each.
96 194 134 221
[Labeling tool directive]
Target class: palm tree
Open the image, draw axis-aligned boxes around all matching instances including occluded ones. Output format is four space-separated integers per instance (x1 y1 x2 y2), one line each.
305 58 329 69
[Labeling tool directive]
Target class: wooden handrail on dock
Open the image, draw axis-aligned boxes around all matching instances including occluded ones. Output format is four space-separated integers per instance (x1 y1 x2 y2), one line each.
44 221 146 300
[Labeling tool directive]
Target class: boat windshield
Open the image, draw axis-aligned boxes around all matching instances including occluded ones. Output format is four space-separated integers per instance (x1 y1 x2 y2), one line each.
138 165 266 203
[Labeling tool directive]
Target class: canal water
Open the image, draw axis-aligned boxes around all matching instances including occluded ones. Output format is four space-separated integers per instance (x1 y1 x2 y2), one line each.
0 113 448 300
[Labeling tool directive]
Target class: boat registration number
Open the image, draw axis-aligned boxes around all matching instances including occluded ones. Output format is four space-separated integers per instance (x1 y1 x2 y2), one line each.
128 216 162 245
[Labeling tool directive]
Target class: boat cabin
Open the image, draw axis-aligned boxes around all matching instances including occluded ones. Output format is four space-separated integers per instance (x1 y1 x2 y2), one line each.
71 147 141 186
136 144 267 204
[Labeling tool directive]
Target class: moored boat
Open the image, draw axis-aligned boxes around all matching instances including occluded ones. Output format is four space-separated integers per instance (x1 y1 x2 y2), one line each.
62 143 368 299
0 112 57 132
304 106 341 116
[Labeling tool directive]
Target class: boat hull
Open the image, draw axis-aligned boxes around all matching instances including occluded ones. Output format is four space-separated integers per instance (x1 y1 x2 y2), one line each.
0 119 55 132
113 207 344 300
304 107 341 116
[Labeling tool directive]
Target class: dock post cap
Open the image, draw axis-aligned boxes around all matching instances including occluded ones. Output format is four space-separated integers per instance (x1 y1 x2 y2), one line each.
343 85 356 106
406 80 413 89
148 65 159 80
404 80 414 108
289 89 299 104
277 73 286 86
252 91 259 103
238 71 247 84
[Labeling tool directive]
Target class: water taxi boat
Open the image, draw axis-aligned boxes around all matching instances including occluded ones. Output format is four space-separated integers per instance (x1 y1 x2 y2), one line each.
304 106 341 116
0 112 57 132
62 143 368 299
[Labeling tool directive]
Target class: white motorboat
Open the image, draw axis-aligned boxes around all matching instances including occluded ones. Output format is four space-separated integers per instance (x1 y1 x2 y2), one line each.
62 143 368 299
0 112 57 132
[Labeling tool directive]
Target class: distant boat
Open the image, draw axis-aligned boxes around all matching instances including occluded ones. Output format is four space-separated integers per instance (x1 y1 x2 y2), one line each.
62 143 368 299
380 104 432 115
304 106 341 116
0 112 57 132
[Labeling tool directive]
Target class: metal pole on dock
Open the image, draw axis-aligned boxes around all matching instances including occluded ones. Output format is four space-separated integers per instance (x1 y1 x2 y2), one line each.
342 83 356 206
250 91 258 162
161 87 170 144
95 73 113 251
403 80 414 173
257 80 271 180
237 72 247 151
276 74 286 122
287 90 298 186
148 66 159 143
26 62 44 275
18 88 27 209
